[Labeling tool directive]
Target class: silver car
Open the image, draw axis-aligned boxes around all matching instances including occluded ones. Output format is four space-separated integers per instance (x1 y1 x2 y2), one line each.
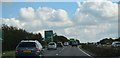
15 40 44 58
112 41 120 48
64 42 69 46
47 42 57 50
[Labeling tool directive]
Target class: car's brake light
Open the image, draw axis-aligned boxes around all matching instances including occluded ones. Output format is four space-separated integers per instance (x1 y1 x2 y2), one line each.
16 48 20 52
35 48 40 52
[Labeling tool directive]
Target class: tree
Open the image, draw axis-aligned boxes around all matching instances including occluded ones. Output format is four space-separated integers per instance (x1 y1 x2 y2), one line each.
53 36 68 43
99 38 113 45
76 39 80 44
2 24 43 51
114 37 120 41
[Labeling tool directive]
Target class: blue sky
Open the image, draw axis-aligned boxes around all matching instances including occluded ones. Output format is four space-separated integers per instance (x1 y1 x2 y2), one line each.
2 2 78 18
1 0 120 2
0 3 2 18
1 1 118 43
2 1 119 18
2 0 85 2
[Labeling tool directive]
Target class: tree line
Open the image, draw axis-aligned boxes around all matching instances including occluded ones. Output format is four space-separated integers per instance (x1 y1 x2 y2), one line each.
97 37 120 45
2 24 69 51
2 24 43 51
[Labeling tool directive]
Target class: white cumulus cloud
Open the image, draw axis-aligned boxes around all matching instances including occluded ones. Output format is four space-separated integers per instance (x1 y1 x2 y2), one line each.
2 7 73 32
20 7 35 20
2 18 25 28
2 1 118 42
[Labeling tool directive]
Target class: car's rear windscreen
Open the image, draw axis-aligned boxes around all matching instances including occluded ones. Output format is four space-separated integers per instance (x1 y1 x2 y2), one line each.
49 43 55 45
18 42 36 47
116 43 120 44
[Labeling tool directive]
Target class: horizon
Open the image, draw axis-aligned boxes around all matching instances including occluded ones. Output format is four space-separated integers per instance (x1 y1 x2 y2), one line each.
1 1 119 43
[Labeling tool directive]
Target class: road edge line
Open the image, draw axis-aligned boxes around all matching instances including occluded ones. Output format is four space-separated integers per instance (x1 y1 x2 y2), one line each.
78 47 93 58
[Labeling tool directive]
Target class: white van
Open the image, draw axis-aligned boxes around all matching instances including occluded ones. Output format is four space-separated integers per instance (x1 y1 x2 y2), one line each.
112 41 120 47
47 42 57 50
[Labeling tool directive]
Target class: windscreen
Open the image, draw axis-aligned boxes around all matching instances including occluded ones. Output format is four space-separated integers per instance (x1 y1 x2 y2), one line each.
18 42 36 47
49 43 55 45
116 43 120 45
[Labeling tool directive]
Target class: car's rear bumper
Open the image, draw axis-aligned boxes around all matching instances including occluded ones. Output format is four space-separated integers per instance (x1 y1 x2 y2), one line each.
15 52 42 57
15 56 41 58
71 45 78 46
47 47 57 50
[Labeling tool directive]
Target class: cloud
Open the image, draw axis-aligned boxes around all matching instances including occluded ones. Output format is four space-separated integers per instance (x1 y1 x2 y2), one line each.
20 7 35 20
64 22 118 42
76 1 82 7
2 1 118 42
36 7 73 27
75 1 118 25
1 0 43 2
2 18 25 28
2 7 73 32
2 0 119 2
70 1 118 42
86 0 111 2
72 1 118 42
1 0 11 2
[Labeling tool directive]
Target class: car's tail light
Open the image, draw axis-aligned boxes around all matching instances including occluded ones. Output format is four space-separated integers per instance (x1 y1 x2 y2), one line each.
35 48 40 52
16 48 20 52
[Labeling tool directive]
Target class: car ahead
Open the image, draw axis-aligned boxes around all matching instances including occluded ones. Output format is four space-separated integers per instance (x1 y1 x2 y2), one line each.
64 42 69 46
112 41 120 48
47 42 57 50
71 41 78 47
57 42 64 47
15 40 44 58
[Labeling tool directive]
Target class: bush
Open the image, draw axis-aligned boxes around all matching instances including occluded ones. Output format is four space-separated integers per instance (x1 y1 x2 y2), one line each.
81 44 120 56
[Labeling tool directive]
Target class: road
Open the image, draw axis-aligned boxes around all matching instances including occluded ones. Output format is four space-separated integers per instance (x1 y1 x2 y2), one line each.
43 46 92 58
44 46 91 56
2 46 92 58
2 46 120 58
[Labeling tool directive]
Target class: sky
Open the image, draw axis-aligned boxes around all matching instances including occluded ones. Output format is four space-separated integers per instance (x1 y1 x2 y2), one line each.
1 0 120 2
2 2 78 18
1 0 119 43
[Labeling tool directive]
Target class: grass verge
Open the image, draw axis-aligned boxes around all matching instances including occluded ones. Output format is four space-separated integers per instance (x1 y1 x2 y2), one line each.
2 51 15 56
81 44 120 57
0 52 2 57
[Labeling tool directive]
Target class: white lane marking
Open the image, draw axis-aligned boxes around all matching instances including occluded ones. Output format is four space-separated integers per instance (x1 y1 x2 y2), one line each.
59 51 61 53
78 47 91 56
63 47 64 49
60 47 65 52
78 47 93 58
56 47 66 55
62 48 64 50
56 54 59 55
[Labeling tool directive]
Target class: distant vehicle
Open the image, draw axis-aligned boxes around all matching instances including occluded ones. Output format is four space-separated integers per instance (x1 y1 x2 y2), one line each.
47 42 57 50
15 40 44 58
64 42 69 46
112 41 120 48
57 42 64 47
71 41 78 47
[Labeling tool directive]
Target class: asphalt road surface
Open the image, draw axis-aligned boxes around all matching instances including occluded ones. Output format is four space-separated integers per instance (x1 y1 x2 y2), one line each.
2 46 92 58
44 46 91 56
2 46 120 58
43 46 92 58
